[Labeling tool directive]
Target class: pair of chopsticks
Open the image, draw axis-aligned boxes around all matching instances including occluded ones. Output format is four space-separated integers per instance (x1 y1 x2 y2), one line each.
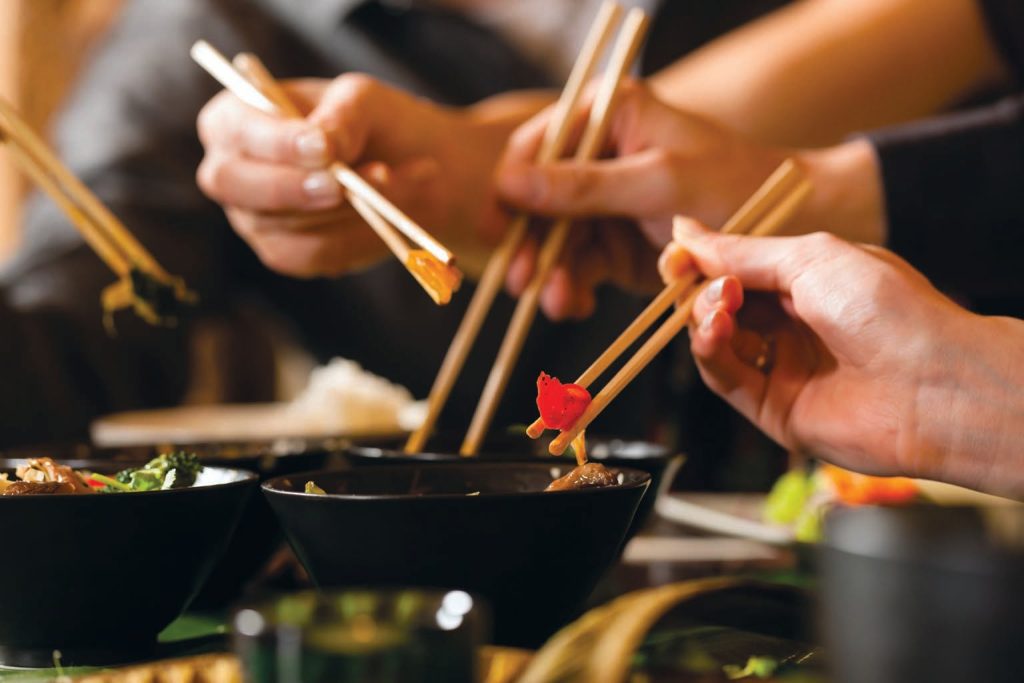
535 159 813 455
190 41 462 305
405 1 649 455
0 97 195 329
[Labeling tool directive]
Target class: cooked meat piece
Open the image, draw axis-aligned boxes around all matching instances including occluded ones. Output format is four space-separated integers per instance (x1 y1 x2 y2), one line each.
546 462 618 491
16 457 93 493
1 480 76 496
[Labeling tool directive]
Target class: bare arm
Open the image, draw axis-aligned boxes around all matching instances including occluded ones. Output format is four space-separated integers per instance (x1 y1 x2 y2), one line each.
650 0 1009 146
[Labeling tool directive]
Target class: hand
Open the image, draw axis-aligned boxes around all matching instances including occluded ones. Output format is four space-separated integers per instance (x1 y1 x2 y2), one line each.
494 81 886 320
660 218 1023 496
197 74 516 277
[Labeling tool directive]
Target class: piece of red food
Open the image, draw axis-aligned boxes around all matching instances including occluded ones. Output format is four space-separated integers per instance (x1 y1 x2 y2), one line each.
536 372 592 431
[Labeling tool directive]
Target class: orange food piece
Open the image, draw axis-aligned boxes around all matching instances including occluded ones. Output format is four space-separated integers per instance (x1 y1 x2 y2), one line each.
536 372 591 431
820 464 919 505
405 249 463 305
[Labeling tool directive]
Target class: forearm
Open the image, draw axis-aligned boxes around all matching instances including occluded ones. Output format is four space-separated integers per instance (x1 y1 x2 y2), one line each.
795 139 888 245
650 0 1007 147
923 314 1024 499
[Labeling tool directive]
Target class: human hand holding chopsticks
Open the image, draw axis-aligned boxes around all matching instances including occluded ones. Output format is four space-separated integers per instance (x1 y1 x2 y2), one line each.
662 219 1024 497
195 68 523 280
495 83 886 320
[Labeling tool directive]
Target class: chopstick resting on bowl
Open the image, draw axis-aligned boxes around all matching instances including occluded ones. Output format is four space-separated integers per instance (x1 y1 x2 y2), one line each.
541 160 813 455
190 41 462 305
0 97 196 330
404 0 627 454
459 6 650 457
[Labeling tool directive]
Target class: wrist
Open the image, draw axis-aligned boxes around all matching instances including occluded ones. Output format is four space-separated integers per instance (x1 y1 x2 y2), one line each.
917 313 1024 498
796 139 888 245
440 92 556 247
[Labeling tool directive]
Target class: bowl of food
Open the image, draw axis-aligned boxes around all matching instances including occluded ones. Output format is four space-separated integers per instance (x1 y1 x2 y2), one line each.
345 436 678 538
263 462 650 647
2 439 340 608
0 454 256 667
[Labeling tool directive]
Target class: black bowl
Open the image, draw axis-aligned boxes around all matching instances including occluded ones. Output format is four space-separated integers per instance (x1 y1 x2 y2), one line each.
1 440 342 607
0 465 256 667
345 436 678 537
263 463 650 647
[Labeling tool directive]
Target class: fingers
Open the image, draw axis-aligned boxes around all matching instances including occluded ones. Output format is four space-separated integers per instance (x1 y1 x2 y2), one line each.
197 89 333 168
198 154 343 211
690 276 744 323
496 148 679 218
673 220 856 296
688 304 770 423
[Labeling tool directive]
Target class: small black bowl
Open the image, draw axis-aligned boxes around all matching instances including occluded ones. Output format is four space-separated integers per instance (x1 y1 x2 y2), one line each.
0 465 256 667
345 436 678 537
2 440 342 607
263 463 650 647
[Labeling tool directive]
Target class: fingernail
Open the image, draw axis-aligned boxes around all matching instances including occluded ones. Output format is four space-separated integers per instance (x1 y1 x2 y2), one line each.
700 309 718 333
295 128 328 168
302 171 339 202
705 277 725 304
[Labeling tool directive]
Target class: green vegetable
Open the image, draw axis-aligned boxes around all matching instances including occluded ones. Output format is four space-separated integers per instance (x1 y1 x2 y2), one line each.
723 655 780 679
763 469 812 525
101 452 203 493
793 505 825 543
305 481 326 495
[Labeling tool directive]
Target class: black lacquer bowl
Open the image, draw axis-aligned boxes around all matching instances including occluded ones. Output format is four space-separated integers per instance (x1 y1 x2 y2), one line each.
2 439 341 607
0 465 256 667
263 463 650 647
345 436 677 538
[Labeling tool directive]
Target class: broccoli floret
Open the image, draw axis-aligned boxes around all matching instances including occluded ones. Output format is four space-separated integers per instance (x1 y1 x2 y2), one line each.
98 452 203 492
141 451 203 489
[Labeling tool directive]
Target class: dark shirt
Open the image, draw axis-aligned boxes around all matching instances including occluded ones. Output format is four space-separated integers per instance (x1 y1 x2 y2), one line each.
0 0 694 447
868 0 1024 304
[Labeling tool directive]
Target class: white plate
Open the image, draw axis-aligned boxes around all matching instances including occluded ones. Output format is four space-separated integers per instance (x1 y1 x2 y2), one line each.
656 492 795 545
91 403 406 447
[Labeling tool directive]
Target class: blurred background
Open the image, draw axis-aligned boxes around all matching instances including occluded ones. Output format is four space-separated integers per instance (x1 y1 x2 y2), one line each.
0 0 123 262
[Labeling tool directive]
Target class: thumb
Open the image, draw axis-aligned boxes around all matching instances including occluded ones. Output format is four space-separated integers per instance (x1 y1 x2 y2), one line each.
496 148 677 218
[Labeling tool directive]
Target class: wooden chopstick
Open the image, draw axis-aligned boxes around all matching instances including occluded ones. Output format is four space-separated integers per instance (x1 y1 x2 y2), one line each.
459 8 650 456
548 176 813 455
524 159 805 438
0 97 167 279
191 41 453 266
403 0 624 454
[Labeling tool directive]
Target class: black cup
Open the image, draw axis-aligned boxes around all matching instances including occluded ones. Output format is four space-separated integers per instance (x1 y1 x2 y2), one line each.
820 504 1024 683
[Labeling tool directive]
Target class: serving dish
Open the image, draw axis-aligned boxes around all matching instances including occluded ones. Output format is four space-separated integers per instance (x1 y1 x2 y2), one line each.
346 435 680 538
0 465 256 667
263 463 650 647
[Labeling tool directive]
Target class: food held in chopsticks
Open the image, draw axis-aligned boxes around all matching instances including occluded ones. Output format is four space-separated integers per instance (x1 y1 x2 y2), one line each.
534 371 619 491
536 372 592 431
0 452 203 496
0 98 195 330
405 248 463 305
190 41 461 305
